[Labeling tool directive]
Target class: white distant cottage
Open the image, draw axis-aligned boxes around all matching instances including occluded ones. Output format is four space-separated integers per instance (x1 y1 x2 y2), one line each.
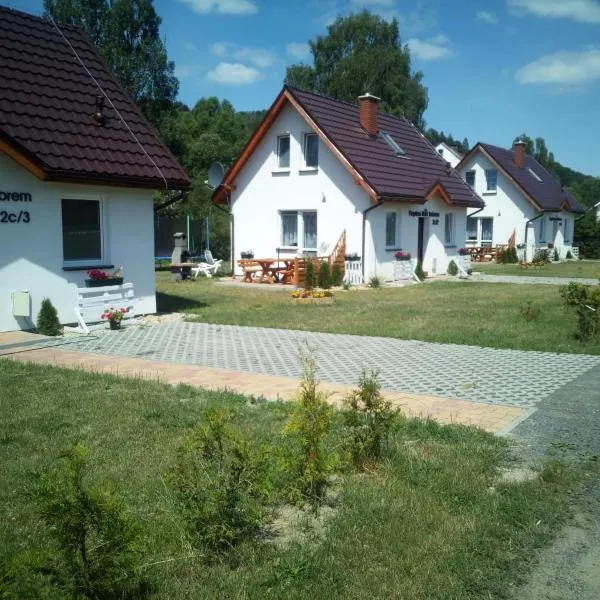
212 86 484 281
456 141 585 259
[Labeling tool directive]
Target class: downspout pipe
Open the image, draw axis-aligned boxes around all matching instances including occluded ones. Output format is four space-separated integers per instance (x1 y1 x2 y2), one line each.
524 212 544 250
213 191 234 274
362 199 385 280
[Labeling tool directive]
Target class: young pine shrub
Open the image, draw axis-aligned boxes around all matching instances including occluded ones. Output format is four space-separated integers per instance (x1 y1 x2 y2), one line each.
505 246 518 263
38 444 148 600
284 346 333 508
368 275 381 288
560 282 600 341
343 370 397 470
331 262 344 287
554 247 560 262
447 260 458 276
304 260 315 290
414 260 426 280
566 250 574 260
171 410 271 556
318 261 332 289
36 298 62 336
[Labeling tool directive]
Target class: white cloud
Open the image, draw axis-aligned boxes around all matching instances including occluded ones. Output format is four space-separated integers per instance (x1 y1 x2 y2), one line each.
407 35 454 60
209 42 276 67
516 49 600 84
477 10 498 24
177 0 258 16
508 0 600 24
286 42 311 60
175 64 204 78
206 62 264 85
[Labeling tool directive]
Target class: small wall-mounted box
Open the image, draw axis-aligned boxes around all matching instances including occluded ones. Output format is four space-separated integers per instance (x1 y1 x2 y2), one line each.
12 291 31 317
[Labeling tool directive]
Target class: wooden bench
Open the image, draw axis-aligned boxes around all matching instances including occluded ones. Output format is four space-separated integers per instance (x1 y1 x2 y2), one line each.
238 259 261 283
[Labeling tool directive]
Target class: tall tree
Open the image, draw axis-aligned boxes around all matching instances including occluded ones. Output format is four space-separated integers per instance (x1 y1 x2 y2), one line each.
44 0 178 125
513 133 555 170
285 11 428 129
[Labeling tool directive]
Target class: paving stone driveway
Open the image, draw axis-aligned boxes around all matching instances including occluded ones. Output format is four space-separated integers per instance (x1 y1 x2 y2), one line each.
56 322 600 409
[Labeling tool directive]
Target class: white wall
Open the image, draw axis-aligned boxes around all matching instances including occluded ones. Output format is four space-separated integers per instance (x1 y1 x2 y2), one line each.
435 144 461 168
0 152 156 332
230 103 370 271
365 195 468 280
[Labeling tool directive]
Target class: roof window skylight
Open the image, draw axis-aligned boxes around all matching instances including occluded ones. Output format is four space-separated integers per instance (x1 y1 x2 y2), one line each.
381 131 406 156
528 167 542 182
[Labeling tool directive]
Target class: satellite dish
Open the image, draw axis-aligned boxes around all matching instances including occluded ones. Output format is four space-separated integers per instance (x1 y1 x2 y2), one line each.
207 161 225 190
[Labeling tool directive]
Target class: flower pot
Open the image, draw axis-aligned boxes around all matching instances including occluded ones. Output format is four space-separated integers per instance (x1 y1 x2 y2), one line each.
109 320 121 330
85 277 123 288
395 256 411 261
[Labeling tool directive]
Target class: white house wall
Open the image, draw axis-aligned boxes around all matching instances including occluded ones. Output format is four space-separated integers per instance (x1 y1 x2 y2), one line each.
230 103 370 270
435 144 461 168
0 152 156 332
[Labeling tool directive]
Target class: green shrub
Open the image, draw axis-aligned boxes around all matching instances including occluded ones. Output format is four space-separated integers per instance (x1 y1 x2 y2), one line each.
318 261 332 289
566 250 574 259
504 247 518 264
171 410 270 555
342 282 351 291
36 298 62 336
368 275 381 288
553 247 560 262
343 370 397 470
447 260 458 276
533 249 550 264
331 262 344 287
560 282 600 341
520 301 541 322
415 260 426 280
284 346 333 508
304 260 315 290
37 444 148 599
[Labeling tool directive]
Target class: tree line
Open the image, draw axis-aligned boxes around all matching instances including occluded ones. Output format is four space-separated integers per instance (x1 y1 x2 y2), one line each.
45 3 600 258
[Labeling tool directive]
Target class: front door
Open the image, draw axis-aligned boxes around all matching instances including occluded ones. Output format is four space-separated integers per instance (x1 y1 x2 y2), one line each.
417 217 425 263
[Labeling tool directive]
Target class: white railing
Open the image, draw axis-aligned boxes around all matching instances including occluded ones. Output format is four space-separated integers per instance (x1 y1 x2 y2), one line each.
344 260 363 285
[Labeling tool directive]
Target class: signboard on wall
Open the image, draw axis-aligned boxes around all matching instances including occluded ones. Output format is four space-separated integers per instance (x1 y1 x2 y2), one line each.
0 190 32 224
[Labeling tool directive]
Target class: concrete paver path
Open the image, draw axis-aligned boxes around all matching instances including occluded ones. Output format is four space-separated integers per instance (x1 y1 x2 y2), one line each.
476 273 598 286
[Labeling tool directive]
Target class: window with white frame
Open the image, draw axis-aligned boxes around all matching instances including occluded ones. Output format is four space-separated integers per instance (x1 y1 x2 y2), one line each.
481 217 493 245
485 169 498 192
444 213 455 245
281 211 317 250
466 216 478 242
61 198 103 263
385 211 397 247
277 134 290 169
564 218 570 242
303 133 319 168
539 217 546 243
465 170 475 189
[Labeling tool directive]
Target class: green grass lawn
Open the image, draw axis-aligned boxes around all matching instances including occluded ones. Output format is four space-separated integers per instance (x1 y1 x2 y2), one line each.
474 260 600 279
156 273 600 355
0 360 588 599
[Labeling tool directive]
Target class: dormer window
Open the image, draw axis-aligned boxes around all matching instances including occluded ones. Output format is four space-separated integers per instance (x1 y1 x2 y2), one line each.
381 131 405 156
277 134 290 169
303 133 319 168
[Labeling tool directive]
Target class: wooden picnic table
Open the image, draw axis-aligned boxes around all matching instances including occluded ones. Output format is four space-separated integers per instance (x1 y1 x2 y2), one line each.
237 258 294 284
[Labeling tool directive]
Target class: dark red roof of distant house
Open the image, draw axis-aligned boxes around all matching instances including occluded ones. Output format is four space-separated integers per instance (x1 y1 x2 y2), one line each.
462 142 585 213
0 6 189 189
213 86 483 208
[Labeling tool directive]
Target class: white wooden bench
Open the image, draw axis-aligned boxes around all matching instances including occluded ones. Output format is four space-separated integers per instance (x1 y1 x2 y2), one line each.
74 283 135 334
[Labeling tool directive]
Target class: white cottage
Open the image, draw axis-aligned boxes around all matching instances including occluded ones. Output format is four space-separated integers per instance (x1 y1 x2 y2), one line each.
456 141 585 259
212 87 483 281
0 7 189 332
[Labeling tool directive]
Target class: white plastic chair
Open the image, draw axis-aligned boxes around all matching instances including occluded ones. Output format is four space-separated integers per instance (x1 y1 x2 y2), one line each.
203 250 223 275
191 263 212 278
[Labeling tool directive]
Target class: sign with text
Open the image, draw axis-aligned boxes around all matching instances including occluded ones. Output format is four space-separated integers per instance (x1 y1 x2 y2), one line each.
408 209 440 218
0 191 32 223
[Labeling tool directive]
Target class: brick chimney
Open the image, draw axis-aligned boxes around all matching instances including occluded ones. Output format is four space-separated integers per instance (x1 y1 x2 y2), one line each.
513 140 526 168
358 93 380 136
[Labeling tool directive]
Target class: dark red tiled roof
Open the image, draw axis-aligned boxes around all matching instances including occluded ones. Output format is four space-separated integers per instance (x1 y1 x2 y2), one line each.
0 7 189 189
289 87 483 207
476 143 584 213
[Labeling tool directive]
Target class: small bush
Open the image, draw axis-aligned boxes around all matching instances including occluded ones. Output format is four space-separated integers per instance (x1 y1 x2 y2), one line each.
566 250 574 259
318 261 332 290
368 275 381 288
331 263 344 287
533 249 550 264
553 247 560 262
171 410 270 555
37 444 148 599
343 370 397 470
304 260 315 290
560 282 600 341
520 301 541 322
447 260 458 276
284 346 333 508
36 298 61 336
342 282 351 291
415 260 426 280
499 246 518 264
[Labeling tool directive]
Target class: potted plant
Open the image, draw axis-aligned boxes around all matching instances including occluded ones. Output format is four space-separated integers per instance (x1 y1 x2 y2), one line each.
394 251 411 261
240 250 254 259
458 247 470 256
85 267 124 287
101 306 127 330
344 253 361 262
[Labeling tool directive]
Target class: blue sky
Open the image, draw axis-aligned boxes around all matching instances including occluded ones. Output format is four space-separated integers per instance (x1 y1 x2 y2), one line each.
7 0 600 175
